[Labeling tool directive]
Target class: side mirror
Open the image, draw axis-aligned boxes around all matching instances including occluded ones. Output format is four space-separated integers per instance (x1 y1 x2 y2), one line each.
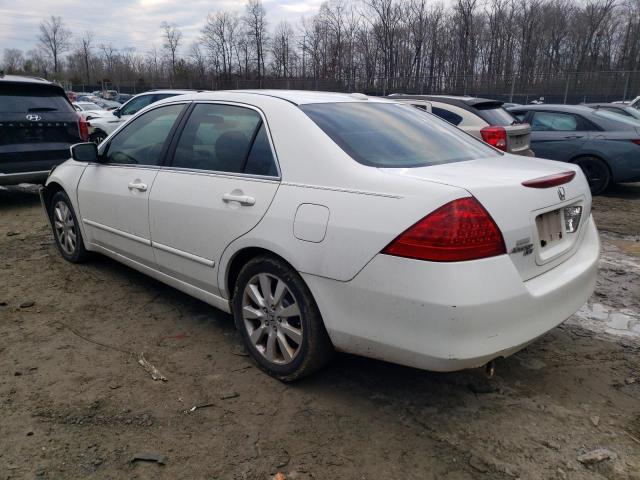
113 108 121 118
70 142 98 163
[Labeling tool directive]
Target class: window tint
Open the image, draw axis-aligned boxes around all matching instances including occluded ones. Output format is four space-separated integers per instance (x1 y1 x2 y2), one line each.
432 106 463 126
153 93 179 102
301 102 499 168
474 105 517 126
531 112 580 131
0 83 74 113
245 124 278 176
172 103 275 175
105 104 184 166
511 111 527 122
120 95 154 116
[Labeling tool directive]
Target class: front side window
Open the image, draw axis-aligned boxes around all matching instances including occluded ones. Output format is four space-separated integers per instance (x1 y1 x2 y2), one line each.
172 103 277 175
120 95 154 116
301 102 499 168
104 104 184 166
531 112 580 131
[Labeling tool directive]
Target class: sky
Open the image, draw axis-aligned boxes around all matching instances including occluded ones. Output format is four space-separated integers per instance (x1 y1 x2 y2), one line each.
0 0 324 55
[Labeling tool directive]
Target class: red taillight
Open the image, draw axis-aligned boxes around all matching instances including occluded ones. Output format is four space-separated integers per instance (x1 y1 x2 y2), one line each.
480 126 507 151
382 197 506 262
631 139 640 146
522 171 575 188
78 115 89 141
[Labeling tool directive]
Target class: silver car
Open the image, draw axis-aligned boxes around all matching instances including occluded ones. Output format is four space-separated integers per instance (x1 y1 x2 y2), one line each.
387 94 534 157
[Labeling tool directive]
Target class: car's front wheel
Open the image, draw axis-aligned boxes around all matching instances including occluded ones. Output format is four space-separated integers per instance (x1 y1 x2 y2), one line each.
50 191 90 263
232 256 333 381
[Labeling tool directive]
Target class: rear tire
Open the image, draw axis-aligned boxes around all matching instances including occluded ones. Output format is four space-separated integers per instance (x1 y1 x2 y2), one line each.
50 191 90 263
232 255 334 381
572 156 611 195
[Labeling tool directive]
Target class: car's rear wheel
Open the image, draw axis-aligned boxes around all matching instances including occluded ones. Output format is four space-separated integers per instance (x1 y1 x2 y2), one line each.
572 156 611 195
50 191 90 263
232 255 333 381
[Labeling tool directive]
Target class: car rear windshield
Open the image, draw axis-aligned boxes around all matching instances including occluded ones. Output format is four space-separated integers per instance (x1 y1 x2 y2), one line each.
300 102 499 168
0 82 74 113
473 103 518 126
593 109 640 128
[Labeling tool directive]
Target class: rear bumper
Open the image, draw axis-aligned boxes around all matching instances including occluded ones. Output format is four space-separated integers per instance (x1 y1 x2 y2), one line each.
304 215 599 372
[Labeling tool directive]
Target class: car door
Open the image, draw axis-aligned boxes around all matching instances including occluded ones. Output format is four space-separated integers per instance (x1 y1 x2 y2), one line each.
148 102 280 295
77 103 187 266
527 111 590 160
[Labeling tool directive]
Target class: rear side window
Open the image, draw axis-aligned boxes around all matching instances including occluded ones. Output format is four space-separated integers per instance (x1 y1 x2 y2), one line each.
172 103 277 175
473 104 517 126
432 106 463 126
0 82 74 113
301 102 499 168
510 110 527 122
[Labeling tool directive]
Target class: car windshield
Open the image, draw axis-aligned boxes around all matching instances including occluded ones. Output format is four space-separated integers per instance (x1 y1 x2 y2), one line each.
78 102 103 110
593 109 640 126
300 102 499 168
474 104 518 126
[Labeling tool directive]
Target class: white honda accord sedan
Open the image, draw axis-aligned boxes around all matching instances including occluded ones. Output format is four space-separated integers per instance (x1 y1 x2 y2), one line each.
40 90 599 381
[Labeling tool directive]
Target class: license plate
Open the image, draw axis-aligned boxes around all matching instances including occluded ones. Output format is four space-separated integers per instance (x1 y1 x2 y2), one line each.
511 135 525 148
536 209 563 249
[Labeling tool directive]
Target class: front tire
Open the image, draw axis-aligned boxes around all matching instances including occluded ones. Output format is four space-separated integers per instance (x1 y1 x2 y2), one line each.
90 130 107 145
232 256 333 381
572 156 611 195
50 191 90 263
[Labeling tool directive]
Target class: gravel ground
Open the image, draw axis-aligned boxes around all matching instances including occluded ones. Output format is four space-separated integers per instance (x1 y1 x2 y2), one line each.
1 183 639 480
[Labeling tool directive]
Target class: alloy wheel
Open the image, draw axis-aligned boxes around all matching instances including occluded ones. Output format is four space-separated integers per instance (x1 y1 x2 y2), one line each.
53 201 77 255
242 273 303 365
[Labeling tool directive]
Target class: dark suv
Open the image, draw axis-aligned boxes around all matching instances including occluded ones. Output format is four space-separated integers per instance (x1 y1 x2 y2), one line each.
0 73 87 185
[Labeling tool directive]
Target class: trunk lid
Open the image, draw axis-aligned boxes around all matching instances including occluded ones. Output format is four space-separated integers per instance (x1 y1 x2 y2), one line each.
382 155 592 280
504 123 532 155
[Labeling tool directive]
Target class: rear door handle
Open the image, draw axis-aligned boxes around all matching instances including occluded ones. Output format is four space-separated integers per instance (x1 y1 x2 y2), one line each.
222 193 255 206
564 135 584 139
128 181 147 192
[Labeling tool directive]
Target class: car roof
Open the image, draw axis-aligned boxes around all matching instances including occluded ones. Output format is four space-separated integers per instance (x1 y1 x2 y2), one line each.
507 104 596 114
0 73 52 85
386 94 502 108
583 103 626 108
230 90 388 105
136 89 198 96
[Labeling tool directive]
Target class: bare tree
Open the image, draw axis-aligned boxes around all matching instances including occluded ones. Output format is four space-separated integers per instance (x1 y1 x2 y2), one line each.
2 49 25 73
78 32 93 86
243 0 268 79
202 11 240 79
161 21 183 85
37 16 72 75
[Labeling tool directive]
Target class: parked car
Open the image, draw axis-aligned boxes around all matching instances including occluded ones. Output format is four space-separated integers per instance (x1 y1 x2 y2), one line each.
583 103 640 121
0 73 88 185
115 93 133 104
40 90 598 381
508 104 640 194
628 96 640 110
72 101 111 121
87 89 194 143
387 94 534 156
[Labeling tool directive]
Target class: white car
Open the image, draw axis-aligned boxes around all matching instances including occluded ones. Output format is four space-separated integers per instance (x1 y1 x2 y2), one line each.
87 90 193 144
72 102 111 121
39 91 599 381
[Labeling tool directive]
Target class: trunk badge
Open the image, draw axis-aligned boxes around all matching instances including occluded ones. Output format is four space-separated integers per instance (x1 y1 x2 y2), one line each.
26 114 42 121
557 186 566 201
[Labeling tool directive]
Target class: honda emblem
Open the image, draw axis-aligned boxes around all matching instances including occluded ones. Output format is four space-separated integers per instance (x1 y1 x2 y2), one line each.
557 186 566 201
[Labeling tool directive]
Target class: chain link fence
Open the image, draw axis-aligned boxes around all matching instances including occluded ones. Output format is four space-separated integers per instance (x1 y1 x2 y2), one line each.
70 70 640 104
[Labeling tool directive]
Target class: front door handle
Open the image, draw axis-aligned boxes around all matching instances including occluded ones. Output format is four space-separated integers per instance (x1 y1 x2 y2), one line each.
222 193 255 206
128 181 147 192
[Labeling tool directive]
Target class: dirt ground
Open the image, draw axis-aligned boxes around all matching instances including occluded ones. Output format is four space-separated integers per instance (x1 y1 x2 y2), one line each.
1 183 639 480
